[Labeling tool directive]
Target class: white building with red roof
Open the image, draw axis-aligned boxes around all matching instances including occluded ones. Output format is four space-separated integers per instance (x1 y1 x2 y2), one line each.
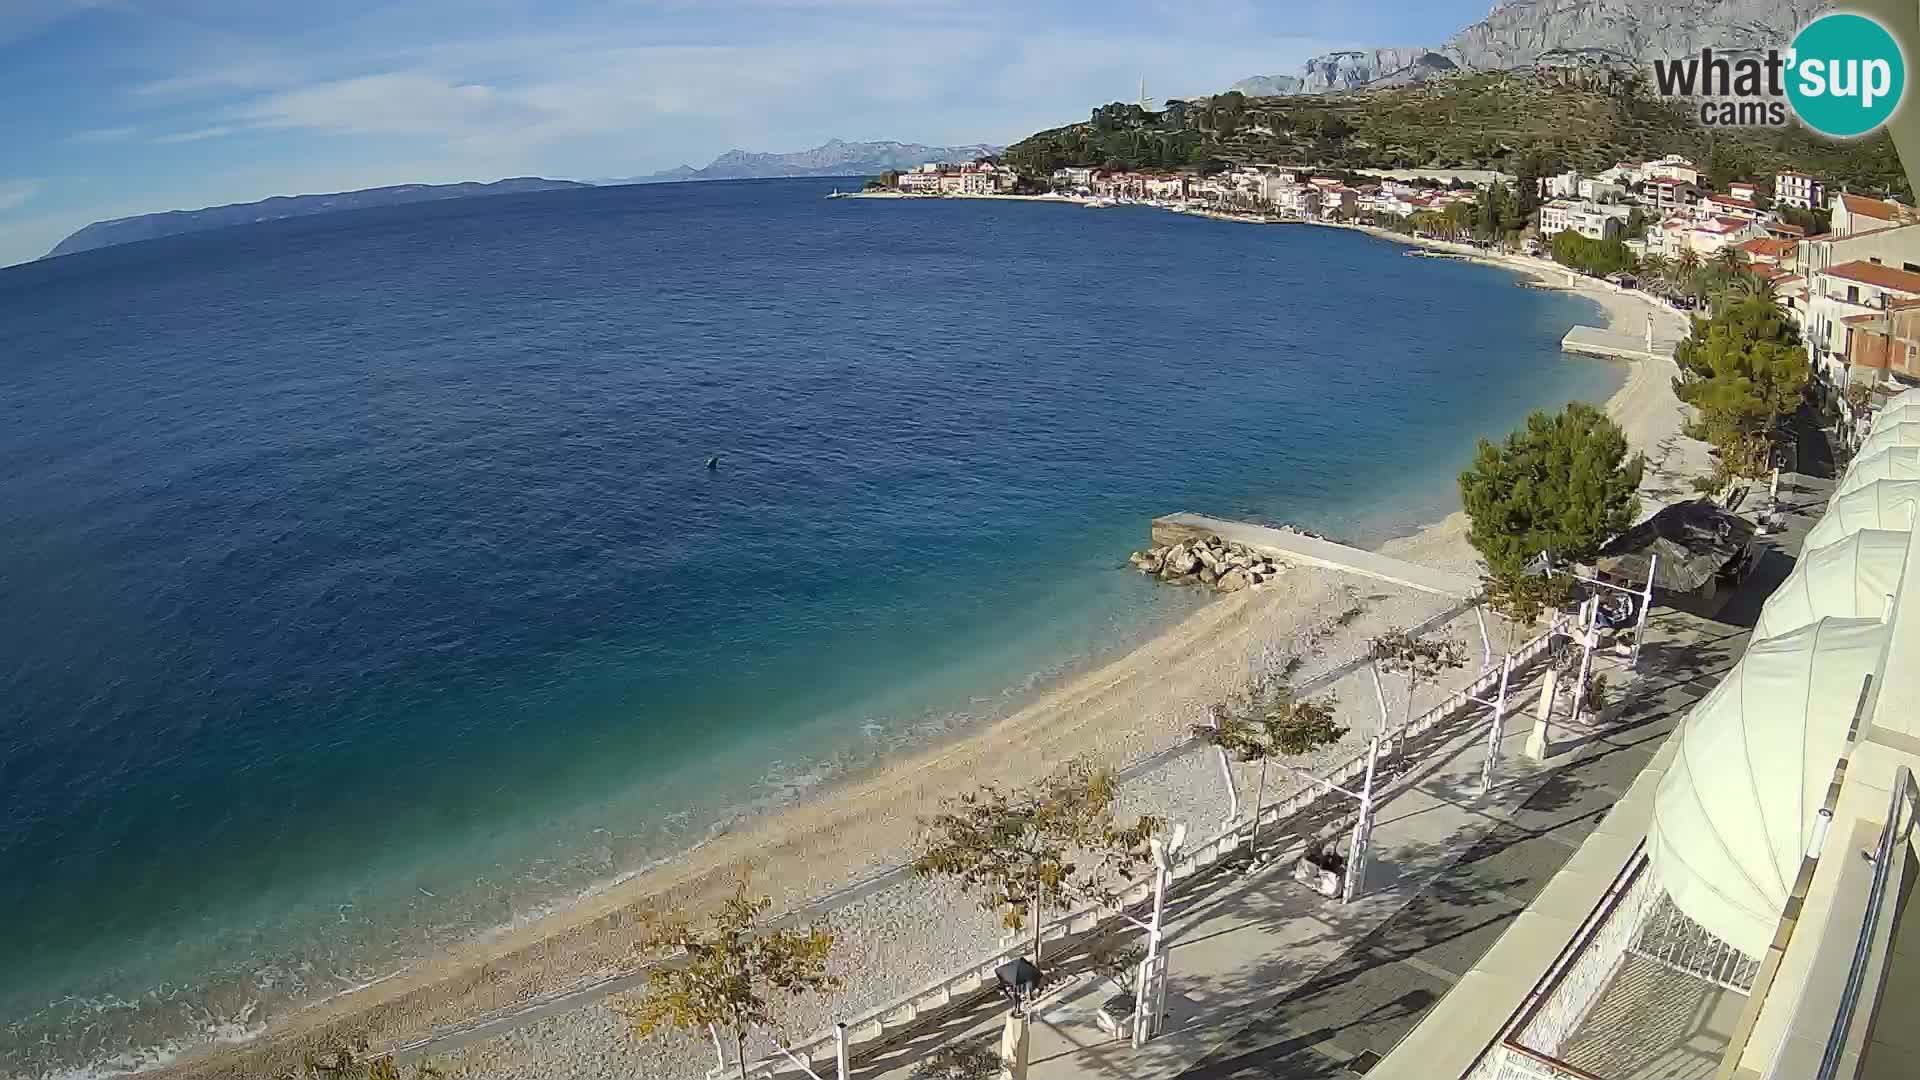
1831 192 1915 237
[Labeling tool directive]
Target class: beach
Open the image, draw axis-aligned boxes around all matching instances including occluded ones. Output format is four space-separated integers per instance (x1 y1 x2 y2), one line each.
145 233 1707 1080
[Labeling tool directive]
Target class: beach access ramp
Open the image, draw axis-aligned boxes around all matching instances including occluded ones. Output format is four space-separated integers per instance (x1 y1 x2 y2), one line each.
1151 512 1480 598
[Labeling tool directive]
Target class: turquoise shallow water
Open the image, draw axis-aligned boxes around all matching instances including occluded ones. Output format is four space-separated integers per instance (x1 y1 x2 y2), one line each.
0 178 1620 1075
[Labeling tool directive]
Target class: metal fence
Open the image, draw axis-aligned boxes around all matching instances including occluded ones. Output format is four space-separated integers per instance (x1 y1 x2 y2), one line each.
1627 893 1761 993
752 613 1571 1078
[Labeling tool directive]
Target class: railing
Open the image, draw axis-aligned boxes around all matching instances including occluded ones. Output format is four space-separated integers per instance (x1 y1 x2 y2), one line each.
1511 855 1661 1060
1627 893 1760 993
1470 857 1762 1080
1816 764 1920 1080
1465 852 1655 1080
752 616 1572 1078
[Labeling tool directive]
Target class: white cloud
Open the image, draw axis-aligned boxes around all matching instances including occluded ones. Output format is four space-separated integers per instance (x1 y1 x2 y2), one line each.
152 125 241 144
67 125 138 143
133 58 295 99
0 180 44 213
243 72 545 139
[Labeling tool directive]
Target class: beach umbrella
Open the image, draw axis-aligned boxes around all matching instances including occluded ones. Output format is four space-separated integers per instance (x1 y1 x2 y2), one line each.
1804 479 1920 550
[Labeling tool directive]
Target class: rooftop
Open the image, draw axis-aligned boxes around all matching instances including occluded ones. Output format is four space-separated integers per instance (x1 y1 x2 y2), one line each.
1823 260 1920 294
1839 192 1912 221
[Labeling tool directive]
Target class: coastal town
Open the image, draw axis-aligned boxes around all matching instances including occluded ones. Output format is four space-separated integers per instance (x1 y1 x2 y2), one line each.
867 151 1920 423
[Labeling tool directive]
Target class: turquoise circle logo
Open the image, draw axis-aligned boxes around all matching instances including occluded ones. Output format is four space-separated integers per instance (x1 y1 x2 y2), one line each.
1788 13 1905 137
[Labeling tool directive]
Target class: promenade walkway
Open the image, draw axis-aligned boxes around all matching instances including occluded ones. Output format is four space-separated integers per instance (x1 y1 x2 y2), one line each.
863 470 1832 1080
1150 513 1480 598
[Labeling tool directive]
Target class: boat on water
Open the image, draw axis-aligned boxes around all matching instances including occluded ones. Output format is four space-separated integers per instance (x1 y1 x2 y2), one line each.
1084 197 1119 209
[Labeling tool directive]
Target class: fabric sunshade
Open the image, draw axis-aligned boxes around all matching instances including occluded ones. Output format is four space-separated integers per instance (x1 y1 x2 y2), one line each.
1836 445 1920 501
1753 530 1909 641
1854 421 1920 463
1649 617 1889 956
1804 479 1920 550
1875 391 1920 423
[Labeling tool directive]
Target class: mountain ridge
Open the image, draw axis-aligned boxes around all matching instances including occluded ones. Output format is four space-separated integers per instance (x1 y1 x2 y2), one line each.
47 178 589 259
618 138 1005 183
1230 0 1831 96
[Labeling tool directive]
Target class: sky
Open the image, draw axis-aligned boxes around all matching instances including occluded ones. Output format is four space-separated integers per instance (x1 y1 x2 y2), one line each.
0 0 1498 267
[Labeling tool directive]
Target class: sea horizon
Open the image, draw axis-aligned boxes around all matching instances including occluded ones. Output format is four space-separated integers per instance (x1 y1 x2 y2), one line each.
0 177 1622 1078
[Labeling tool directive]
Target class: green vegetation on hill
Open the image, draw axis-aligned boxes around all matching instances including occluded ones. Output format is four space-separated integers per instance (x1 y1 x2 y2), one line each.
1004 72 1909 198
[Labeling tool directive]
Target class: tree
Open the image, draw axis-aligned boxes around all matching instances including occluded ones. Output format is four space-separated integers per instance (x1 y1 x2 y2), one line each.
1480 571 1575 648
1548 230 1634 276
878 170 900 189
1370 631 1469 741
1459 402 1646 578
1638 254 1677 300
1672 295 1809 488
1087 936 1148 995
912 1042 1004 1080
911 759 1161 978
1476 183 1508 242
1189 691 1345 857
1509 151 1544 226
616 879 840 1080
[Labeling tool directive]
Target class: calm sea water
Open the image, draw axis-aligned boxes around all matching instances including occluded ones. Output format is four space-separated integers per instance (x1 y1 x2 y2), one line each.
0 179 1619 1075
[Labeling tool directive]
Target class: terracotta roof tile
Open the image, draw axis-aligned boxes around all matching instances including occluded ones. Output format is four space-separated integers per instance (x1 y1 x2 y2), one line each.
1839 193 1912 221
1823 260 1920 293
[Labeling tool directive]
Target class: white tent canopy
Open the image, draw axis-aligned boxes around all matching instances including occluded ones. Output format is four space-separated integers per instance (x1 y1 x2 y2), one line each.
1854 421 1920 463
1876 391 1920 424
1836 445 1920 500
1753 531 1910 641
1649 617 1889 956
1805 479 1920 550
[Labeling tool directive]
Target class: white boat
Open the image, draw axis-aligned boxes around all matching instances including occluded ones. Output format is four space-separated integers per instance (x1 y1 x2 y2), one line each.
1084 197 1119 209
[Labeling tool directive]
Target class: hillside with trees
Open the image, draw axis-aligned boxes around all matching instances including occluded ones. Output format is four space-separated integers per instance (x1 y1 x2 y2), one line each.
1003 71 1908 198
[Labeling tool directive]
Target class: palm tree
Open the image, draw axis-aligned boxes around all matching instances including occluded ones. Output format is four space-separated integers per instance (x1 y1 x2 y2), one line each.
1704 247 1752 315
1638 254 1676 299
1732 270 1781 302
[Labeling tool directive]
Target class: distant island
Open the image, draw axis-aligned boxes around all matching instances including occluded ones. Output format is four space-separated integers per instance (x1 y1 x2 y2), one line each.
617 139 1005 184
46 177 591 259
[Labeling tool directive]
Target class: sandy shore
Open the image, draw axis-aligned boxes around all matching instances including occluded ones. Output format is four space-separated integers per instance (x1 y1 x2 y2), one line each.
157 231 1708 1080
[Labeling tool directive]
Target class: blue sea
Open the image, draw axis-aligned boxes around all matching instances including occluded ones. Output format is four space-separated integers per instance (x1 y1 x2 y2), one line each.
0 179 1620 1075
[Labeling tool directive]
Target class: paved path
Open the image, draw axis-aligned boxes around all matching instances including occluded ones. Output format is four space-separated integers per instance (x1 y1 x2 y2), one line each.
1151 513 1480 598
860 457 1835 1080
853 612 1687 1080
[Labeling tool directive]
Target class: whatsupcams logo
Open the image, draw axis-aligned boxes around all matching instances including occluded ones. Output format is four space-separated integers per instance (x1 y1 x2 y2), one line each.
1651 12 1905 137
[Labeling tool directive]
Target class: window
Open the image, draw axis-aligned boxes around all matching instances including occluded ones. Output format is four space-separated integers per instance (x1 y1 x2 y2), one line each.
1872 257 1885 265
1850 285 1861 303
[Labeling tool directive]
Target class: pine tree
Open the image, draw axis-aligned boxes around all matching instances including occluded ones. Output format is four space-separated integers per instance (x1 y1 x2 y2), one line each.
1458 403 1645 577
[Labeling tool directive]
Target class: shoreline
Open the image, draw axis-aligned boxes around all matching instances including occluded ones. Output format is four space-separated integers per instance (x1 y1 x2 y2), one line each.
150 222 1707 1080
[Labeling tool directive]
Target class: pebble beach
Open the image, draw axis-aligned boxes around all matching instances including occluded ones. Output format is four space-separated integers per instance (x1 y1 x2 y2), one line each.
147 237 1709 1080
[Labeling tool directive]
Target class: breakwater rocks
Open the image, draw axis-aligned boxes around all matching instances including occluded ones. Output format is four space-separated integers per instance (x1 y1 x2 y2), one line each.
1129 535 1287 592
